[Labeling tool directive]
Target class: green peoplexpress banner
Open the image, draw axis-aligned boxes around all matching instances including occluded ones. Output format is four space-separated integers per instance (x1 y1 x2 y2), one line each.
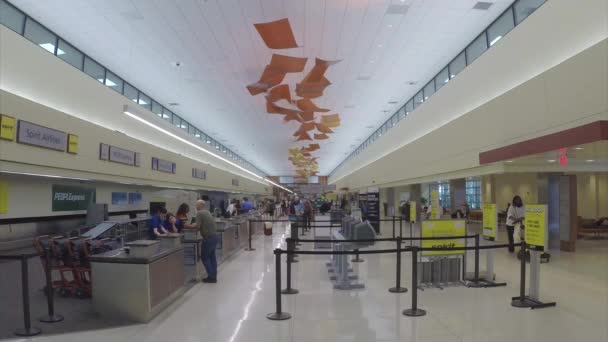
52 184 96 212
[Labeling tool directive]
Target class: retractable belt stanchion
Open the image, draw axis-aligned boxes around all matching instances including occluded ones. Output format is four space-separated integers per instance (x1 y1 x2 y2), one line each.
511 241 556 309
40 248 64 323
399 217 403 240
282 239 299 295
15 256 42 337
389 237 408 293
467 234 506 288
403 246 426 317
245 220 255 251
351 249 364 263
267 249 291 320
392 216 396 239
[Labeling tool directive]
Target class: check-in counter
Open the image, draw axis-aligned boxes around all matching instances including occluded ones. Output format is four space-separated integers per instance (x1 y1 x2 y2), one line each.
89 240 185 323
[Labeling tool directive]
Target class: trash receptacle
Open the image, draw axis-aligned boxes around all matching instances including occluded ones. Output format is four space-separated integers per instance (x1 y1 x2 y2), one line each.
264 222 273 236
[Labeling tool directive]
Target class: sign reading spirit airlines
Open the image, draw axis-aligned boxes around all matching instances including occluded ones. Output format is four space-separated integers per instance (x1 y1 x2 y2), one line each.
524 204 548 251
421 220 466 256
482 203 497 241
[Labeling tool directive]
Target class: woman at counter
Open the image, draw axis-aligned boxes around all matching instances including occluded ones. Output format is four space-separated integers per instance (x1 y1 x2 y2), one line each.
164 213 179 233
175 203 190 233
148 207 169 239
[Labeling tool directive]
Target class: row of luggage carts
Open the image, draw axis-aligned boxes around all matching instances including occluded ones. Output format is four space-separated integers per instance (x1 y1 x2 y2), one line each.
33 236 117 298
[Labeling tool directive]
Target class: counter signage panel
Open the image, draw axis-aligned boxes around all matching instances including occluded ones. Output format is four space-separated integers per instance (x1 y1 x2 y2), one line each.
67 134 79 154
152 157 176 174
17 120 67 152
100 143 110 160
0 114 16 141
110 146 136 165
52 184 96 212
192 168 207 180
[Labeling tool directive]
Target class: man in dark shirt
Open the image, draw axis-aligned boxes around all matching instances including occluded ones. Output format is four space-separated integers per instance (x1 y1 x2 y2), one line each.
194 200 219 283
148 207 168 240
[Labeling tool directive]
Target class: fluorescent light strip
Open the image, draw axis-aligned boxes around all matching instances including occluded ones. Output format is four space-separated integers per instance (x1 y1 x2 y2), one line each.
123 108 292 193
0 170 91 181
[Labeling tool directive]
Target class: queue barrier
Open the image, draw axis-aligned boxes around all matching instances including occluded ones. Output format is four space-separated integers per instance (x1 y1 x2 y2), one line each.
266 238 554 321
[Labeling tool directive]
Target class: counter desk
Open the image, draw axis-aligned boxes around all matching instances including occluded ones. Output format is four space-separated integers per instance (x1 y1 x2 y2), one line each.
89 241 185 323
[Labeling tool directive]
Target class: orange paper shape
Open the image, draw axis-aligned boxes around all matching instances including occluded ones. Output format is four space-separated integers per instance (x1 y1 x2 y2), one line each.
296 132 312 141
302 152 312 157
270 54 307 73
308 143 320 151
254 18 298 49
267 100 301 116
266 84 292 103
296 99 330 112
247 65 286 95
316 123 334 134
300 111 315 122
321 114 340 127
300 122 316 131
284 112 303 123
314 133 329 140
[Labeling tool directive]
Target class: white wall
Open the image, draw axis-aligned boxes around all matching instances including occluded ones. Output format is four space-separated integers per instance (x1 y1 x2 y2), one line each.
330 0 608 189
576 172 608 218
0 24 272 191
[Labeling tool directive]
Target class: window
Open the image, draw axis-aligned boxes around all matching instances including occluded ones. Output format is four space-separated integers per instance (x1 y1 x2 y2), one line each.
138 92 152 110
123 83 138 103
24 18 57 55
194 130 201 138
405 99 414 115
57 39 83 69
488 8 515 47
514 0 545 24
172 114 181 128
435 66 449 91
151 101 163 118
414 90 424 108
465 32 488 64
0 0 25 34
161 107 173 121
83 56 104 82
105 70 123 93
449 52 466 79
423 80 435 100
188 125 196 136
438 181 451 209
466 177 482 209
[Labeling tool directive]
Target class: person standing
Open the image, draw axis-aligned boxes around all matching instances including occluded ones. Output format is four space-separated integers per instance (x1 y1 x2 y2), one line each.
506 195 525 253
303 198 313 231
148 207 168 239
188 200 219 283
241 197 253 213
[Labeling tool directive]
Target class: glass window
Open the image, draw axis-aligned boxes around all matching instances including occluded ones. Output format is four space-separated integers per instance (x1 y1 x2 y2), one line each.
449 52 466 79
56 39 83 69
465 177 482 209
435 66 449 91
172 114 181 128
83 56 104 82
438 181 451 209
123 83 138 103
24 18 57 54
138 92 152 110
0 0 25 34
180 119 188 131
398 106 406 121
104 70 123 93
466 32 488 64
514 0 545 24
405 99 414 115
188 125 196 136
151 101 163 118
391 113 398 126
488 8 514 47
413 91 424 108
423 80 435 100
194 129 201 139
162 107 173 121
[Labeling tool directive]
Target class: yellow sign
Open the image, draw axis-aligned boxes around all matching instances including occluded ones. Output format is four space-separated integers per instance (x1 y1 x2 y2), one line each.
67 134 79 154
482 203 497 241
0 115 16 141
0 179 8 214
430 189 440 219
525 204 547 251
409 201 417 222
421 220 466 256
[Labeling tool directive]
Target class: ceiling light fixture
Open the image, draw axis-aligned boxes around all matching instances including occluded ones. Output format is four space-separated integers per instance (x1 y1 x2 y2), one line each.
574 147 583 150
388 24 393 28
0 170 91 181
377 44 383 48
586 159 595 162
490 36 502 46
122 105 292 193
547 159 556 163
506 160 513 163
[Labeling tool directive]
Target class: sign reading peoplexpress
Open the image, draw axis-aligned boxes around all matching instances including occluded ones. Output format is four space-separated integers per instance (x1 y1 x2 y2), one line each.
17 120 68 152
52 184 96 212
152 157 176 174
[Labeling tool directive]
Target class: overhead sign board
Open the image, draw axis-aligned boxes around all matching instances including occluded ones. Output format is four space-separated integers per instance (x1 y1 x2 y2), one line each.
192 168 207 180
100 143 140 166
67 134 79 154
0 115 16 141
17 120 67 152
152 157 175 173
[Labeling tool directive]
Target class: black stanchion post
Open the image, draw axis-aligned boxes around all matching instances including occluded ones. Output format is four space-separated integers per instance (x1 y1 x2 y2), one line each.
403 247 426 317
511 241 529 308
245 220 255 251
300 217 305 237
15 256 41 337
282 240 299 295
399 217 403 240
267 249 291 320
40 249 63 323
351 249 364 263
389 237 408 293
392 216 396 239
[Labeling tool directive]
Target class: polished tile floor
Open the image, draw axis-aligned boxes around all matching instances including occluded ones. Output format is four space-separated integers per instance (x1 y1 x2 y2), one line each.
10 221 608 342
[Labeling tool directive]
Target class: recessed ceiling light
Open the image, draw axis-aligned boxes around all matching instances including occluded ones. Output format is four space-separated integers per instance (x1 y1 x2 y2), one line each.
168 102 179 106
39 43 65 55
387 24 393 28
377 44 383 48
574 147 583 150
407 81 417 85
370 60 375 63
388 101 399 104
506 160 513 163
586 159 595 162
547 159 556 163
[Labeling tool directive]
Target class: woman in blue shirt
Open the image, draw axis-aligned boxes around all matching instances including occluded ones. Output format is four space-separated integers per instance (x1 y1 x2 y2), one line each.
163 213 179 233
148 207 169 239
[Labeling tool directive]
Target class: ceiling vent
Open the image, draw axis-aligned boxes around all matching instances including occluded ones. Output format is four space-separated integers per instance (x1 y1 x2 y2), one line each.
344 105 356 109
473 2 493 10
168 102 179 106
356 76 371 81
388 101 399 104
386 4 409 15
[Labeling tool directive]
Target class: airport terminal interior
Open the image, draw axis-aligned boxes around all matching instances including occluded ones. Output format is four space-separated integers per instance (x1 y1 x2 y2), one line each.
0 0 607 341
